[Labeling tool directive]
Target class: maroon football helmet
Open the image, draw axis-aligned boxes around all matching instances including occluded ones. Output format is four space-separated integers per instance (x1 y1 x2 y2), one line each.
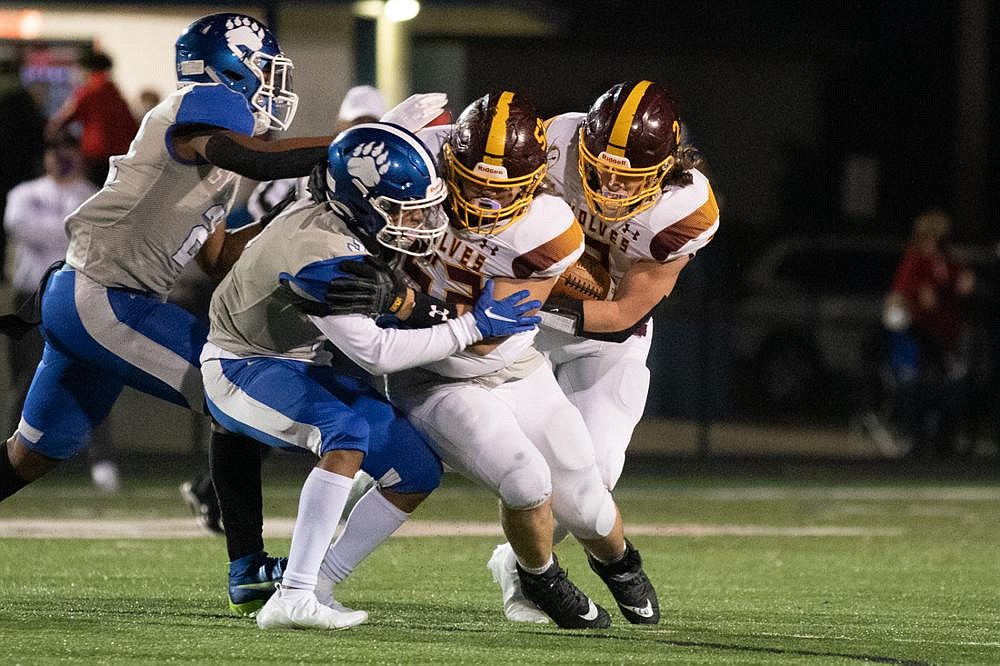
443 90 547 234
578 80 681 221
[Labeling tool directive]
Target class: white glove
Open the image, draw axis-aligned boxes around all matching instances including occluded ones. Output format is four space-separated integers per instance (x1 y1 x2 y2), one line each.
380 93 448 132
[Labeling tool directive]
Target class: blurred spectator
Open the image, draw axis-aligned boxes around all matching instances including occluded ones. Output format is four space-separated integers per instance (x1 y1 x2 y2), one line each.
2 134 119 492
884 209 975 458
0 61 47 282
335 84 386 132
46 51 139 188
136 87 162 122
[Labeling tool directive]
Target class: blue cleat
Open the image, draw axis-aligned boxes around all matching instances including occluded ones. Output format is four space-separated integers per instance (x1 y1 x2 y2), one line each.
228 551 287 617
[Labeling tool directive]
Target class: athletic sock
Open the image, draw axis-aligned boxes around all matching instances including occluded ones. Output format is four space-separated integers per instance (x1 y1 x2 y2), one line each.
320 486 410 584
209 430 265 561
516 555 554 575
281 467 355 591
0 439 29 502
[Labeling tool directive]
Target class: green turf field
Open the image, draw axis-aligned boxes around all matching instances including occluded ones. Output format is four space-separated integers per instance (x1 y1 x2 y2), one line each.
1 466 999 664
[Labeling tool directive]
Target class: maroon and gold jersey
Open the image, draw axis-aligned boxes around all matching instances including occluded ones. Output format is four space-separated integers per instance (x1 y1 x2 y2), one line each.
545 112 719 296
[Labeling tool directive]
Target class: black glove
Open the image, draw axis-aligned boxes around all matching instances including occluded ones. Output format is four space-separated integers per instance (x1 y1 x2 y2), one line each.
322 255 408 316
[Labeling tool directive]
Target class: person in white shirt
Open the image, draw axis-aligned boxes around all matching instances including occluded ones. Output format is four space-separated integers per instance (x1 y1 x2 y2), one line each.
2 134 119 492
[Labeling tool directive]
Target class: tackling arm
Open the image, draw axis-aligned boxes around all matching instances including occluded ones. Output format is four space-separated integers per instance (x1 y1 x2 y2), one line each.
173 130 331 181
309 312 483 376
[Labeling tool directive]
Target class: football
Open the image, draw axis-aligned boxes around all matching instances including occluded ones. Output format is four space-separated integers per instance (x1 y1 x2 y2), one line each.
551 252 611 300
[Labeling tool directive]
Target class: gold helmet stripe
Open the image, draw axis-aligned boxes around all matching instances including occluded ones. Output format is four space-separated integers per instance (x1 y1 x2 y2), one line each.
483 91 515 166
606 80 653 157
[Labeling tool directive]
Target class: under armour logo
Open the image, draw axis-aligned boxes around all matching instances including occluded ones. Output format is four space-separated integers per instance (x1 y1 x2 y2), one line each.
224 16 265 53
428 305 449 322
477 237 499 256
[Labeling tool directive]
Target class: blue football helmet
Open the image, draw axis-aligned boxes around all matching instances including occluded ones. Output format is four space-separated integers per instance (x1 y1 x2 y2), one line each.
325 123 448 256
175 13 298 132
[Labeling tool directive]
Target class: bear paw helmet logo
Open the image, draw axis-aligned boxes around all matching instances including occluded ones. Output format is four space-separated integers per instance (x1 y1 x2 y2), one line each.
224 16 265 53
347 142 390 188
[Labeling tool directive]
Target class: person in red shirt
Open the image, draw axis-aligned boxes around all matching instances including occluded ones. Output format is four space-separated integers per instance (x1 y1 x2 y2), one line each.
45 51 139 187
886 209 975 458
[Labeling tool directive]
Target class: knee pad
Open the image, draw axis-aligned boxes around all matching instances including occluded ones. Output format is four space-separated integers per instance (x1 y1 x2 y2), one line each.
549 464 617 540
496 457 552 510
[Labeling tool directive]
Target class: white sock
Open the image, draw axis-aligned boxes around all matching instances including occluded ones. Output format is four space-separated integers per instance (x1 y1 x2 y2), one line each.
281 466 355 592
516 555 554 575
320 487 410 583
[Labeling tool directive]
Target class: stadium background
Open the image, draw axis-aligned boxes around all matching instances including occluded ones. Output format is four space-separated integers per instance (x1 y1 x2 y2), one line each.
2 0 997 459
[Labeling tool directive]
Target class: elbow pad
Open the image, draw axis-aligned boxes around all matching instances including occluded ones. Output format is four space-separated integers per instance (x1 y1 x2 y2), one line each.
204 134 327 181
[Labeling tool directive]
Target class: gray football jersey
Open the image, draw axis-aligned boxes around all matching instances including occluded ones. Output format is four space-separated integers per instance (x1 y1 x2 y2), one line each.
65 83 255 297
208 201 370 362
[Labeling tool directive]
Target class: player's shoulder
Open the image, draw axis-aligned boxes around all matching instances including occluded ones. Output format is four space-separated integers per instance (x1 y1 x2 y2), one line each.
171 83 256 136
544 112 584 149
505 194 584 279
646 168 720 262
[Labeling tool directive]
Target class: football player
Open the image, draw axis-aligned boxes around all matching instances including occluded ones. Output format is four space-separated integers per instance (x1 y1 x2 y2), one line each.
0 11 445 613
318 91 658 628
200 122 542 630
490 80 719 623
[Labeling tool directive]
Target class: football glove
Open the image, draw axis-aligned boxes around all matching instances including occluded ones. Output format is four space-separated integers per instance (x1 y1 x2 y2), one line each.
323 255 407 316
380 93 448 132
472 280 542 338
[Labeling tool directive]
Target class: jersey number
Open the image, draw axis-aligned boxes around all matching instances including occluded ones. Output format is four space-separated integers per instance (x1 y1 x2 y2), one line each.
404 257 483 306
171 204 226 267
171 225 210 267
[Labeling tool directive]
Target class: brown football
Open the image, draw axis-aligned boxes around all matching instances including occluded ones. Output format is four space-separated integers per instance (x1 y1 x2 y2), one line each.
551 253 611 300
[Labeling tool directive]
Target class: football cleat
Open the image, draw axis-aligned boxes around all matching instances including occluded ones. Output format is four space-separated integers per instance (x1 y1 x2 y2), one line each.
587 540 660 624
256 585 368 630
516 555 611 629
314 578 364 615
487 543 549 624
228 551 287 617
179 475 223 534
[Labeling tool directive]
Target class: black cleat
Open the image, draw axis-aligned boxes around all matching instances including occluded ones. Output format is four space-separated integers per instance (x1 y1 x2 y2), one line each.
516 555 611 629
587 540 660 624
180 474 223 534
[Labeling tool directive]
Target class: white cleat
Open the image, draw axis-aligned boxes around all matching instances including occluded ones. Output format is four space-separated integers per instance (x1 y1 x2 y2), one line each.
256 585 368 631
314 578 363 614
487 543 550 624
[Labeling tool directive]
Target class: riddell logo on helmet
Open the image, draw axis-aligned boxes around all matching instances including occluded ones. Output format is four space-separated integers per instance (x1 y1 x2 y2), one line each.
598 151 631 168
473 163 508 179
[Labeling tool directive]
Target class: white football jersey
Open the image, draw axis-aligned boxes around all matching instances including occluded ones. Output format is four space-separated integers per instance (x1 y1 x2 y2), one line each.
403 124 585 379
544 112 719 295
65 83 256 297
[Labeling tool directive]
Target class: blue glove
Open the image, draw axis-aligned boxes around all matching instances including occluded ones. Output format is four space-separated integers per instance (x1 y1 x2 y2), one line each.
472 279 542 338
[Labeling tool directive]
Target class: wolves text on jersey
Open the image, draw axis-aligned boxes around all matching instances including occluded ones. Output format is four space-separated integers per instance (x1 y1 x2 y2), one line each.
574 204 641 254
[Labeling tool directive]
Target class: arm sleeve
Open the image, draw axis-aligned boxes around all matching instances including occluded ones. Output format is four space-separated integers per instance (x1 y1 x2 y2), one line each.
204 133 329 181
308 312 483 375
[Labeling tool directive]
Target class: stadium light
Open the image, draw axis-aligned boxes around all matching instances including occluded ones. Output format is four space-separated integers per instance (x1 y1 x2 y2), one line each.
353 0 420 22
